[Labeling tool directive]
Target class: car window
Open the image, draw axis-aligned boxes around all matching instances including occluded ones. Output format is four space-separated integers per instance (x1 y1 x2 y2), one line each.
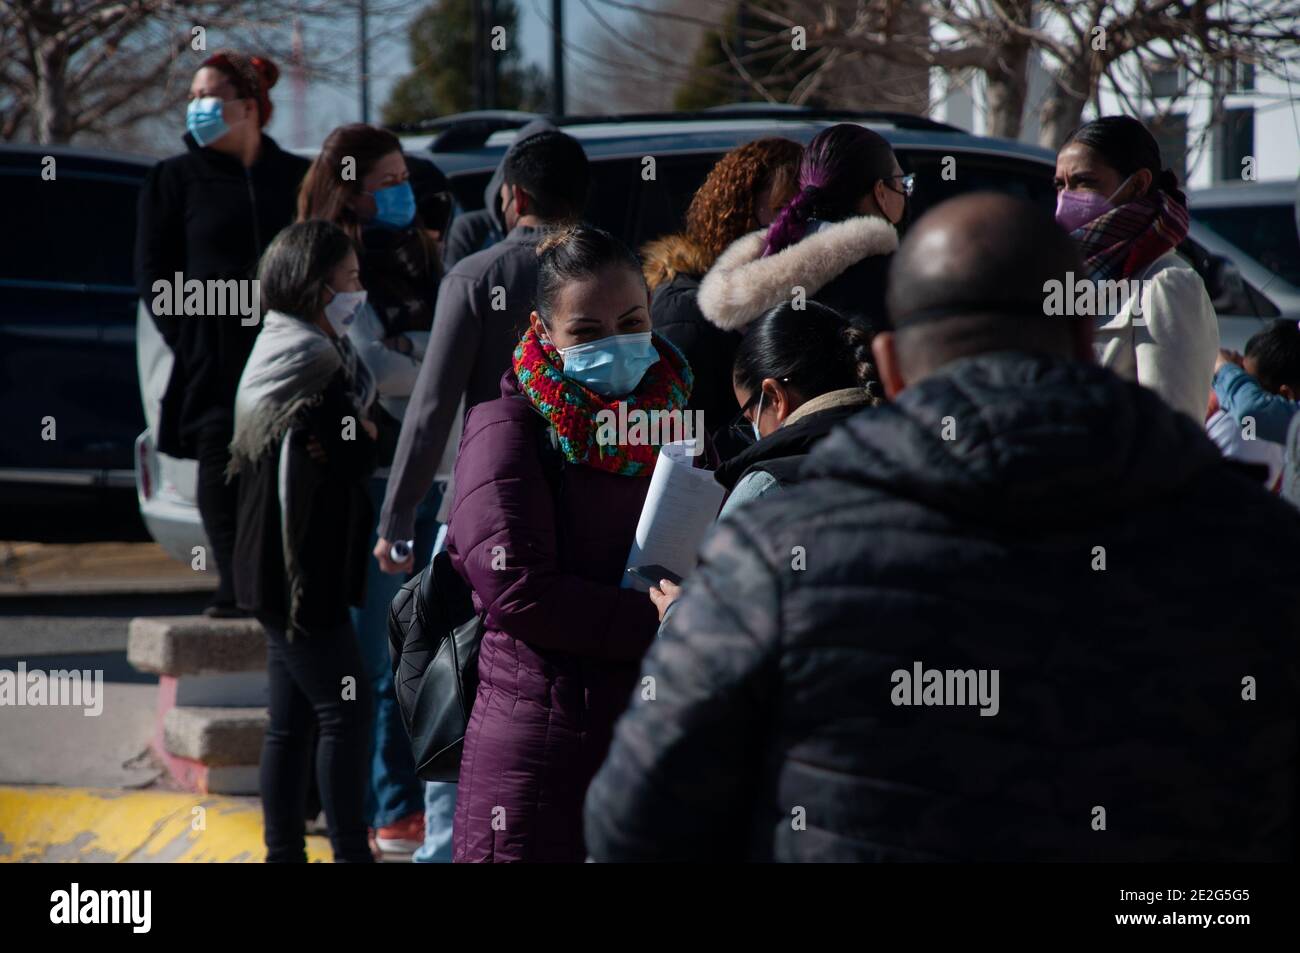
445 161 636 240
629 155 720 248
901 152 1057 219
0 169 140 288
619 149 1059 248
445 144 1060 251
1191 204 1300 289
585 159 636 239
449 171 491 214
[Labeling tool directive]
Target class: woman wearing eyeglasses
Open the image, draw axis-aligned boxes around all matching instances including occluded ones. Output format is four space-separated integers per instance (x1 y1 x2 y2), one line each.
696 123 909 342
135 50 310 618
647 299 882 623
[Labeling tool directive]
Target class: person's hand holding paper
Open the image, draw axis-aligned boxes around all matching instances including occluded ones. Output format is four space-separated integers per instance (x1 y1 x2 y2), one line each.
623 439 725 591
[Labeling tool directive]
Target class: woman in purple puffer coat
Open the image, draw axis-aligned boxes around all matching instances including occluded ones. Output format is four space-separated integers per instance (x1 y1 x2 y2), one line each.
444 224 697 862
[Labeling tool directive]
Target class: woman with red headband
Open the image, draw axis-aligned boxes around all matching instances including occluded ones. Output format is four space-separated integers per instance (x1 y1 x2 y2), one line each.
135 50 311 618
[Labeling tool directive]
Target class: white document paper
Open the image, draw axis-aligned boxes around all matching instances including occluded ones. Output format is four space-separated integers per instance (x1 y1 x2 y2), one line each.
623 440 725 590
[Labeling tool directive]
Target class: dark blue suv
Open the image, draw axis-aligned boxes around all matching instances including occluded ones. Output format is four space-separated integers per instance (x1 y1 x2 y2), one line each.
0 145 151 541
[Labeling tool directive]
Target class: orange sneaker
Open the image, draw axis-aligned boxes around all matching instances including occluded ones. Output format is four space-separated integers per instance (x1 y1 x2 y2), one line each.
375 812 424 855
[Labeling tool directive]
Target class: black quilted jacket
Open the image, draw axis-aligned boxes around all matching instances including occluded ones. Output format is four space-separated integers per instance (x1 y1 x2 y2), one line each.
584 351 1300 862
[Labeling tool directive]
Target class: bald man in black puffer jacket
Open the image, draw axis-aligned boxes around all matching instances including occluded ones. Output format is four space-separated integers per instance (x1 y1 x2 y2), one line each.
583 193 1300 862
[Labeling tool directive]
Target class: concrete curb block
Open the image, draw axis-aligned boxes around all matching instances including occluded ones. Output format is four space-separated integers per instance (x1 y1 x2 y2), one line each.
162 707 267 767
128 617 266 677
0 785 331 863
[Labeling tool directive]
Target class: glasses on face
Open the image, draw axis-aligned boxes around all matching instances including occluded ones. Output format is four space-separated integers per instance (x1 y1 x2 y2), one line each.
885 173 916 197
728 393 761 446
728 378 789 446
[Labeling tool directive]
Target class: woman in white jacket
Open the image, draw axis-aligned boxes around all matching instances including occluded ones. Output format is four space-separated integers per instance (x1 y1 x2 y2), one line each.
1054 115 1218 421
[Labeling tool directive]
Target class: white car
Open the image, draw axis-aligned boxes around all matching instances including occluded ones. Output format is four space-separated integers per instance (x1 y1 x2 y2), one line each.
1188 179 1300 352
134 301 211 567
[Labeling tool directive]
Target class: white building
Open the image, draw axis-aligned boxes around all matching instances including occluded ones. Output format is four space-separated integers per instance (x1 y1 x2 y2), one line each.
936 24 1299 187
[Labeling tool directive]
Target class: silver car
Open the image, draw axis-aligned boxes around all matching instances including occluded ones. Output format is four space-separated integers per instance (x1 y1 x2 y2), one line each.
1188 179 1300 351
135 300 210 566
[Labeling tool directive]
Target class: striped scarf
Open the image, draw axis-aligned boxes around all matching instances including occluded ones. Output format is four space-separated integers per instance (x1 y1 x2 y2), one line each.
512 326 692 476
1073 188 1190 281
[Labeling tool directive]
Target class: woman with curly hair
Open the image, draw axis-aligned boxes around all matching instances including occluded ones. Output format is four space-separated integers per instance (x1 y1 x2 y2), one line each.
697 124 906 348
642 138 802 458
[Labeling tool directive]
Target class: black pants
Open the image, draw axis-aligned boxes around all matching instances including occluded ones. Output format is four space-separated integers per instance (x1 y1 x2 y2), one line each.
260 618 374 863
195 422 240 606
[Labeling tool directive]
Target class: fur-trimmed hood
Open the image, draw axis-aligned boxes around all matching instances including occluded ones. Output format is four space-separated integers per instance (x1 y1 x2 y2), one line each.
641 233 714 292
697 215 899 331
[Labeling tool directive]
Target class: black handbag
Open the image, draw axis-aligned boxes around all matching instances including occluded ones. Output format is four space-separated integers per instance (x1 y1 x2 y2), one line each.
387 401 564 782
387 549 483 782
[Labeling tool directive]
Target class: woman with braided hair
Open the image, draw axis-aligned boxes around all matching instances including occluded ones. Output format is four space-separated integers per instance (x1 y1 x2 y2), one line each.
647 299 884 625
696 123 908 342
641 137 802 459
135 50 310 617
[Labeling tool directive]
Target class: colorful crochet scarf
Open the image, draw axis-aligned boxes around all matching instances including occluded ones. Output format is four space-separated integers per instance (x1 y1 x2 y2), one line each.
512 326 693 476
1073 187 1190 281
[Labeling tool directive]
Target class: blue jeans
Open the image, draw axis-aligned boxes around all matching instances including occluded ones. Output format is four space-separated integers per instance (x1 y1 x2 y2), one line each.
413 521 457 863
411 779 457 863
352 476 443 829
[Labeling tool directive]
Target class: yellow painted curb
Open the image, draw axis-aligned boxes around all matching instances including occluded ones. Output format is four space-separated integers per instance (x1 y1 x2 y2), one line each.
0 785 332 863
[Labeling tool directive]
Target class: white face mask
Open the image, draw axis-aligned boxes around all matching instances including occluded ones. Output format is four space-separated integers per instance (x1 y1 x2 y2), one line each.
324 286 366 335
750 391 765 443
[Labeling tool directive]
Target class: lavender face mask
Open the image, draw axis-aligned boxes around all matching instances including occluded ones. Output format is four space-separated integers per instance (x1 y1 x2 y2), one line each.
1055 175 1135 233
1055 189 1114 233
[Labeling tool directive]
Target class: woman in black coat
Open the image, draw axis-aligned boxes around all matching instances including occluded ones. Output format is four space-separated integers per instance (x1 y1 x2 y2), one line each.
641 138 802 461
648 300 881 624
714 301 882 514
134 50 310 616
228 221 379 863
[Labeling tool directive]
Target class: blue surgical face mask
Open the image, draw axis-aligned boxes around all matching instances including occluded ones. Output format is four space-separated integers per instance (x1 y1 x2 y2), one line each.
558 331 659 397
367 181 417 229
186 96 230 147
750 391 765 442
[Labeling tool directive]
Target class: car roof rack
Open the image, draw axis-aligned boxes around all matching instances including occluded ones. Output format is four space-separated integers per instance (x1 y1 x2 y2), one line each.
394 105 967 152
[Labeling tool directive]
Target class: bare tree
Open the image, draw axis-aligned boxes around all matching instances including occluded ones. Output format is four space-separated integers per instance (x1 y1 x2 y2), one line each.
579 0 932 113
730 1 1034 135
0 0 414 145
549 0 722 113
1030 0 1300 149
732 0 1300 145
